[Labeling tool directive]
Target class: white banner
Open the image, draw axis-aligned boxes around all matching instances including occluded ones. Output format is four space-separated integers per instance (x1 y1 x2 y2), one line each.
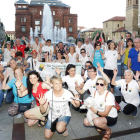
36 62 82 78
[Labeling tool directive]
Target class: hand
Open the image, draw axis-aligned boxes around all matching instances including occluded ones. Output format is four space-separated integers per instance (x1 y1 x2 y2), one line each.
25 53 28 60
76 54 79 59
96 32 99 37
36 93 47 105
63 53 67 58
113 68 118 76
22 36 26 41
75 81 80 92
22 66 26 71
3 40 6 46
10 50 15 58
120 41 124 47
97 62 102 72
41 34 44 39
40 43 43 48
0 64 5 72
45 75 50 84
56 46 59 51
15 79 23 88
55 67 61 75
64 46 67 51
99 50 103 55
116 46 119 53
73 94 80 105
134 71 140 81
5 70 9 79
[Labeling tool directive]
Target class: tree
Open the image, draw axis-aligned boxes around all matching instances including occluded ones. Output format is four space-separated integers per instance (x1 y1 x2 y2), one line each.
92 30 105 42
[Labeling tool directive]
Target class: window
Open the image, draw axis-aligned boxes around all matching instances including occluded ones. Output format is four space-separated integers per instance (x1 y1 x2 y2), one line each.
48 3 51 5
38 2 41 4
23 6 26 8
124 24 125 27
53 2 56 5
69 26 73 32
69 18 71 23
136 0 138 4
118 24 119 28
55 21 60 26
53 11 55 15
40 10 42 15
24 17 26 22
106 23 108 28
35 26 40 32
21 26 26 32
35 21 40 25
71 18 73 23
21 17 23 22
18 6 21 8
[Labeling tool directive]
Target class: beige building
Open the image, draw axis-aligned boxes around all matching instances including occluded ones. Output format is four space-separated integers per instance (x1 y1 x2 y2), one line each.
126 0 140 36
103 16 126 42
5 31 16 40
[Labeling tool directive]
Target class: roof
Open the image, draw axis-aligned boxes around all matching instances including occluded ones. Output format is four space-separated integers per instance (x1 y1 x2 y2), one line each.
30 0 70 7
78 26 86 30
112 27 126 33
5 31 15 34
103 16 125 23
15 0 28 4
82 28 103 33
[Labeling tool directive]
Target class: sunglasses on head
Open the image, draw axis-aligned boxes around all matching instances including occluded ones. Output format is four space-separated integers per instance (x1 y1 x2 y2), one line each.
96 83 104 87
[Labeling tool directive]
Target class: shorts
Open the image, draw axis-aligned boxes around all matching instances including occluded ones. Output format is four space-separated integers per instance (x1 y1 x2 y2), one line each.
45 116 71 130
30 105 50 119
123 64 128 71
105 116 118 126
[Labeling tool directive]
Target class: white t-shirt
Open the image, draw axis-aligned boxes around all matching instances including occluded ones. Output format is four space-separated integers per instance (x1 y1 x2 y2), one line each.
31 43 41 54
82 43 94 57
27 57 38 71
68 53 77 63
92 90 118 118
45 89 73 121
104 50 118 70
42 45 54 54
75 45 84 55
79 54 89 68
116 79 140 107
83 76 101 95
62 74 84 94
4 48 12 62
84 70 88 79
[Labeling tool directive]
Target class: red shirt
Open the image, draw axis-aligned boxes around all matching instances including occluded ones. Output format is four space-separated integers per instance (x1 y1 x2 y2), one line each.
13 45 26 57
32 82 48 106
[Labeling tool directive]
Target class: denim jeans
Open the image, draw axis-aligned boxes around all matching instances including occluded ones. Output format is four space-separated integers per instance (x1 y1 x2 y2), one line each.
0 90 4 106
5 89 14 104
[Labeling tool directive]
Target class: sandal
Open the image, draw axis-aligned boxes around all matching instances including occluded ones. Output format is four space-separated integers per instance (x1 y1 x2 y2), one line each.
38 115 48 127
102 130 112 140
63 128 68 136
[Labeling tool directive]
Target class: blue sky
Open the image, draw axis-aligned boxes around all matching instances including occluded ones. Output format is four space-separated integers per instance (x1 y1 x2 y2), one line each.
0 0 126 31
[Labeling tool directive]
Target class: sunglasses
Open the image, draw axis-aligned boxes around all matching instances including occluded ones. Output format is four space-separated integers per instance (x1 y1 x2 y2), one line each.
125 84 128 91
96 45 101 46
81 52 85 54
96 83 104 87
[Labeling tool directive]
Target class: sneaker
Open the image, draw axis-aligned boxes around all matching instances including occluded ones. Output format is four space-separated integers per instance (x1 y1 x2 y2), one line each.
132 108 138 117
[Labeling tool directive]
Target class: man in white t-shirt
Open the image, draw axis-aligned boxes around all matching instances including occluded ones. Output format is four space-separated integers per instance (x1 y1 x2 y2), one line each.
82 38 94 57
112 69 140 117
75 40 84 55
42 39 54 55
76 63 110 96
27 50 38 71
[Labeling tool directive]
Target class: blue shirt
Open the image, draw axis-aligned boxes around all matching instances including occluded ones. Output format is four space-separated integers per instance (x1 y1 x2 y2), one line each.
128 47 140 71
92 49 104 67
7 76 34 103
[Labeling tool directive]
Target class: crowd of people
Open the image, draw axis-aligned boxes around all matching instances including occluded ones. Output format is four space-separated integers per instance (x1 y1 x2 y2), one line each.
0 31 140 140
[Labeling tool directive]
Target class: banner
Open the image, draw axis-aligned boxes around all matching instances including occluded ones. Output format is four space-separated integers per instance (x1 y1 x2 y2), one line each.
36 62 82 78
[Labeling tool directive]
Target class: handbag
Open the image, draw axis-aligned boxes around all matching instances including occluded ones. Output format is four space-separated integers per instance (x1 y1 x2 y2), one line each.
119 101 127 111
16 90 31 112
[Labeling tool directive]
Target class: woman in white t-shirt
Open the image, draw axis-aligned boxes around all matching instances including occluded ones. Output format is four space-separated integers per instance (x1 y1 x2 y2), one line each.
101 42 121 93
37 75 80 139
84 77 118 140
66 46 79 63
54 52 66 63
55 64 84 95
112 69 140 117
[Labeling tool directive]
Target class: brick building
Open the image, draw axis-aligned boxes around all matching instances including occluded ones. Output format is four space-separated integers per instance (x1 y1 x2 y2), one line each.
15 0 78 40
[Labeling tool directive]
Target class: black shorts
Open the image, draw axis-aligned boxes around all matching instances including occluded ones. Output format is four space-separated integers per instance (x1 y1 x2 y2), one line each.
105 116 118 126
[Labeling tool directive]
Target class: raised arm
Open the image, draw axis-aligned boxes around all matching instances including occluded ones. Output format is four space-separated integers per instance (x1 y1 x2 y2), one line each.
2 70 11 90
93 32 99 44
111 69 118 86
134 71 140 90
22 36 28 48
127 58 131 70
1 40 6 53
97 62 110 84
